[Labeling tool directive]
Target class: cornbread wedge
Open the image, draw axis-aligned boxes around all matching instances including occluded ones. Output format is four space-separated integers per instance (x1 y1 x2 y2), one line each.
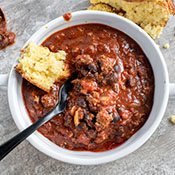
88 0 175 38
15 42 69 92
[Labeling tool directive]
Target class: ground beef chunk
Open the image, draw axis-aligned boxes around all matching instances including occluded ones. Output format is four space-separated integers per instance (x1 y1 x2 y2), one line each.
76 132 91 146
86 129 97 139
86 94 100 113
95 130 111 144
63 113 74 128
95 55 119 85
99 90 117 106
95 110 113 132
41 85 59 108
72 79 97 95
98 55 116 74
73 54 97 76
84 112 95 128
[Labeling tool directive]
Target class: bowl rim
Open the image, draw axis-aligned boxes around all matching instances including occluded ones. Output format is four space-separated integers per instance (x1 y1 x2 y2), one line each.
8 10 169 165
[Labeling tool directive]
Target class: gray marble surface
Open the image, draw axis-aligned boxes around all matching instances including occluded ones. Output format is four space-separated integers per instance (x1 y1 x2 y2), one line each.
0 0 175 174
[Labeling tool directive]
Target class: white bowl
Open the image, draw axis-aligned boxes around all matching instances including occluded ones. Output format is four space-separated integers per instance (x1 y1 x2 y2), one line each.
0 10 174 165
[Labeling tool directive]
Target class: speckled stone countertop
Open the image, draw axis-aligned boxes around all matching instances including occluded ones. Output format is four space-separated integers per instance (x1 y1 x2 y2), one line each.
0 0 175 174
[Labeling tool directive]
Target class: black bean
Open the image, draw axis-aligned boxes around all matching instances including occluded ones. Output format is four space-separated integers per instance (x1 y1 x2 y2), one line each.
88 63 97 73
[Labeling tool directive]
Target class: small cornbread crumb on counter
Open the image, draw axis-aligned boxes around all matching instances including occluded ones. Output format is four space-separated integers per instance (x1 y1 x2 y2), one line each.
170 115 175 124
15 42 69 92
163 43 170 49
156 44 160 48
88 0 175 39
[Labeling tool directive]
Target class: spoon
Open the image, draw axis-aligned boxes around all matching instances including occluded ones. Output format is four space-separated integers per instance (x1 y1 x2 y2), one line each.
0 76 75 161
0 7 7 31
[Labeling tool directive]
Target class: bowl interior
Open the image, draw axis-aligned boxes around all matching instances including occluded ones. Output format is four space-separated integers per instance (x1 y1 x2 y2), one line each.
8 10 169 165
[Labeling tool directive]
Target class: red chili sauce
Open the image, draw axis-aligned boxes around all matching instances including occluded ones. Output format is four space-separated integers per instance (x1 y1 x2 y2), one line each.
63 13 72 21
22 24 154 152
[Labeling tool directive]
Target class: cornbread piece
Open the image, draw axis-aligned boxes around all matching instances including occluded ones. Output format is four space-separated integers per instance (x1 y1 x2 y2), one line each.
89 0 175 38
163 43 170 49
170 115 175 124
15 42 69 92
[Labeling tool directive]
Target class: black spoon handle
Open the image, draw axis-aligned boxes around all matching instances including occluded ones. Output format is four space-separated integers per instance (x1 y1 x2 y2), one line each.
0 107 60 161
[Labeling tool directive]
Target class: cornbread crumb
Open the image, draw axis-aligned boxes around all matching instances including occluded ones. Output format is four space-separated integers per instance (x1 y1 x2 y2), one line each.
170 115 175 124
88 3 116 13
163 43 170 49
15 42 69 92
89 0 175 38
